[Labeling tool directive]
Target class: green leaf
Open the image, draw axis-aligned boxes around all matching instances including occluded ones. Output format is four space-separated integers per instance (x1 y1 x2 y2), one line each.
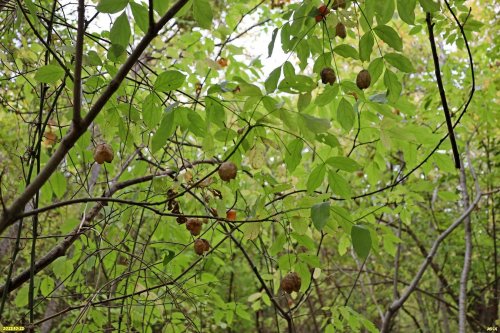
295 261 311 292
397 0 416 25
283 61 295 79
359 32 374 62
15 286 29 307
238 83 262 96
311 201 330 231
337 98 356 131
384 53 415 72
49 172 66 198
153 0 170 15
297 93 311 112
40 277 55 297
52 256 73 280
326 156 361 172
327 171 352 199
315 84 339 106
241 223 261 240
110 12 131 47
193 0 213 29
151 109 176 152
187 110 206 137
298 253 321 267
333 44 359 60
163 251 175 267
296 40 310 69
142 93 162 129
301 114 331 133
130 2 149 33
290 75 317 93
307 164 326 193
278 254 295 271
291 216 308 235
374 25 403 51
96 0 128 13
235 304 252 321
418 0 440 12
351 225 372 259
317 133 340 148
107 44 126 61
268 28 279 58
375 0 395 25
87 50 103 66
206 97 225 127
281 23 291 52
265 66 281 93
313 53 332 73
154 70 186 92
383 68 402 102
269 234 286 256
34 64 65 83
368 57 385 85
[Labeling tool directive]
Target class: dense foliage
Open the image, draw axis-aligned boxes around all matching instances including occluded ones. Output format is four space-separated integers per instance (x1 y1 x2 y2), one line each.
0 0 498 332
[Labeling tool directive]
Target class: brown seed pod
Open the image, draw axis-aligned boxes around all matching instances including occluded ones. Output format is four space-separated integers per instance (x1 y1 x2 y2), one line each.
335 22 346 39
356 69 371 90
176 216 187 224
93 143 114 164
281 272 301 294
318 4 329 16
186 218 203 236
218 162 237 181
320 67 336 85
194 238 210 255
332 0 346 10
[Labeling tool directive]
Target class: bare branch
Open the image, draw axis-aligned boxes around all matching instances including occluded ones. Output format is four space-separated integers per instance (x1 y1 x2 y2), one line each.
425 12 461 169
72 0 85 127
380 186 482 332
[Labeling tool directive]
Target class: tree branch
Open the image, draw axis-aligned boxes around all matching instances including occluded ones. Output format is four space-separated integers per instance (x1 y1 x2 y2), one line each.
380 186 482 332
425 12 461 169
0 0 190 236
72 0 85 127
458 144 480 332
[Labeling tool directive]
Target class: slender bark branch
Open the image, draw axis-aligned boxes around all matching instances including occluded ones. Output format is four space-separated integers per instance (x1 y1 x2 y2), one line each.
380 188 482 332
393 216 402 300
425 12 461 169
72 0 85 127
148 0 154 30
458 144 480 332
443 2 475 130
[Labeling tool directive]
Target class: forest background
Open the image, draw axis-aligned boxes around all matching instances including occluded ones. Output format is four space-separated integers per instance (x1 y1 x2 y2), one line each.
0 0 498 332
